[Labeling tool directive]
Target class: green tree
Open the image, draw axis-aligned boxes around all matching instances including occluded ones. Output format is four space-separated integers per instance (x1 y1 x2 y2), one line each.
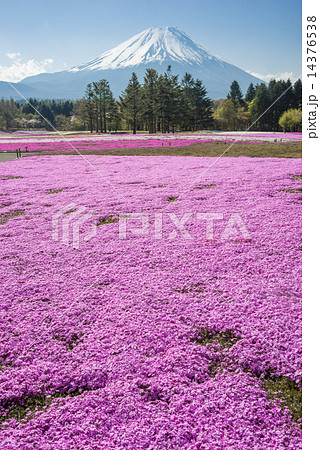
0 98 19 130
180 72 195 131
83 83 95 132
92 81 103 132
141 68 159 134
157 66 181 133
245 83 256 102
120 72 141 134
192 79 212 130
214 99 237 130
38 102 55 129
101 79 113 133
108 95 121 132
293 79 302 109
249 83 271 130
267 79 285 131
227 80 243 106
91 79 114 133
280 79 295 113
279 108 302 132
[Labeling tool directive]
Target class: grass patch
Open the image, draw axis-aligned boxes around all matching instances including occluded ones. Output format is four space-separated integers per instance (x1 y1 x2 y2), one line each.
63 208 77 214
282 188 302 194
67 333 84 350
195 184 215 190
177 282 205 294
0 388 89 424
39 141 302 158
0 394 51 423
167 196 178 202
195 328 240 349
53 332 83 351
48 189 63 194
1 176 22 180
262 376 302 424
0 209 25 225
193 326 301 425
193 328 241 379
126 181 144 185
97 215 118 226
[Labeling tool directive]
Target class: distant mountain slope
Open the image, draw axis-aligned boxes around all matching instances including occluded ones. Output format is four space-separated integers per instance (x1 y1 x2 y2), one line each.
1 27 263 100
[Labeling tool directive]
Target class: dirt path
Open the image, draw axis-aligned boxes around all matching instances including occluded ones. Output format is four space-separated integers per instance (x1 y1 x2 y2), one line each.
0 152 39 162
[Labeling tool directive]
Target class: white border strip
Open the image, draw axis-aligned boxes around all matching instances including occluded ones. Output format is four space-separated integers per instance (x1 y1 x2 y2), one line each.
302 0 320 447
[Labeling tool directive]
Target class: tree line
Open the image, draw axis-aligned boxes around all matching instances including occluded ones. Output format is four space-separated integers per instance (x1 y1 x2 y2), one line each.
0 69 302 133
213 78 302 131
81 66 212 133
0 98 74 131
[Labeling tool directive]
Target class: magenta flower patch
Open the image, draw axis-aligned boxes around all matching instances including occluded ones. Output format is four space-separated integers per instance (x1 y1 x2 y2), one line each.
0 155 301 448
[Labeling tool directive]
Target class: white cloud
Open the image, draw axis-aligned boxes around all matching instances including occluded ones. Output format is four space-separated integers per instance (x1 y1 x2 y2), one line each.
0 53 54 82
247 70 295 82
6 52 21 60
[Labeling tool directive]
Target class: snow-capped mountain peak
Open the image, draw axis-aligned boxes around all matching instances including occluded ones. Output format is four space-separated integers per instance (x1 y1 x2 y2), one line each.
0 26 263 100
70 26 222 72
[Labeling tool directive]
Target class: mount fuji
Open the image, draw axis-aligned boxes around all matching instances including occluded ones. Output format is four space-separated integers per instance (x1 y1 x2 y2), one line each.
0 27 263 100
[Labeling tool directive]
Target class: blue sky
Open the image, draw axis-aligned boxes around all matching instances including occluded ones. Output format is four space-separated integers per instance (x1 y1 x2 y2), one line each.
0 0 301 82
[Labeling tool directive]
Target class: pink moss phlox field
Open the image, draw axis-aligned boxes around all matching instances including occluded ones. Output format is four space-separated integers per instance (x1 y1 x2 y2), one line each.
0 139 211 153
0 132 302 153
0 155 301 448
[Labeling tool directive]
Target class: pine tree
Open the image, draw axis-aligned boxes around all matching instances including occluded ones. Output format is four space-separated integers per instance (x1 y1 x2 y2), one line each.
100 79 113 133
249 83 271 130
193 79 212 131
245 83 256 102
120 72 141 134
84 83 94 132
91 80 113 133
267 79 284 130
180 73 195 131
22 98 38 115
108 96 121 132
227 80 243 106
157 66 181 133
141 69 158 134
293 79 302 109
92 81 102 132
281 79 295 113
38 102 55 129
